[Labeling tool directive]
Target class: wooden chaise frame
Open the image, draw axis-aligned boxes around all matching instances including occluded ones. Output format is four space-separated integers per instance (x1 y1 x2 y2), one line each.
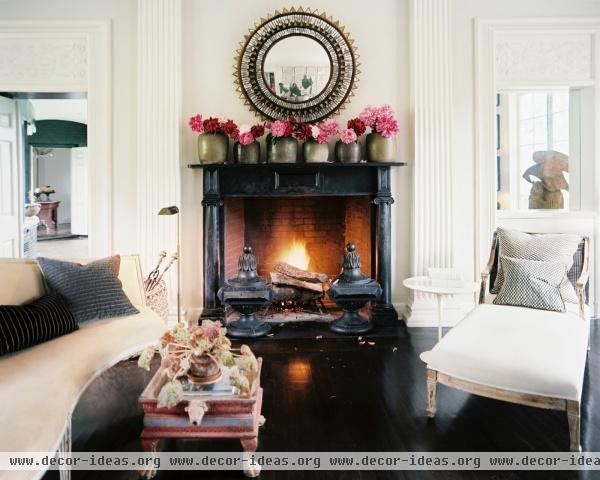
426 235 590 451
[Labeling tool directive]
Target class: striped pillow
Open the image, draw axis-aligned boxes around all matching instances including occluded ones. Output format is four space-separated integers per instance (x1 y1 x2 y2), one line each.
37 255 139 323
0 292 78 355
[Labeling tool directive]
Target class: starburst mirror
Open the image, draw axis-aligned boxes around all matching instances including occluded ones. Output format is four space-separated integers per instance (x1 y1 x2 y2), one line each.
234 7 360 123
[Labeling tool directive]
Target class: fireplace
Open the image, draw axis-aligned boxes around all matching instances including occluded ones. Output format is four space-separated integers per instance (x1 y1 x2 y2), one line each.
190 162 406 325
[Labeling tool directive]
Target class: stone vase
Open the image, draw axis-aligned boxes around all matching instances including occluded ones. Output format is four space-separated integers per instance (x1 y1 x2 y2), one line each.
303 140 329 163
233 141 261 164
335 140 361 163
366 132 396 163
197 132 228 164
266 136 298 163
187 354 222 384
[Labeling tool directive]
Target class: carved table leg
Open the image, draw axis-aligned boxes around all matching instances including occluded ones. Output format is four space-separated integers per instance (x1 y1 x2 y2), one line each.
426 369 437 418
140 438 161 479
241 437 260 478
567 400 581 452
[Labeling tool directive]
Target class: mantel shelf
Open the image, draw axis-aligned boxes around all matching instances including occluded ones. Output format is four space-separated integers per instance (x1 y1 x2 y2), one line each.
187 161 408 169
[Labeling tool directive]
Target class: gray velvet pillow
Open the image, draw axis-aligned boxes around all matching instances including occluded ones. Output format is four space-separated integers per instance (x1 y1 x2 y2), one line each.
493 257 566 312
37 255 139 323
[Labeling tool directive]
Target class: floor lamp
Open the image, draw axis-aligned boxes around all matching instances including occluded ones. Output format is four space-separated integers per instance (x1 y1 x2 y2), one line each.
158 206 181 324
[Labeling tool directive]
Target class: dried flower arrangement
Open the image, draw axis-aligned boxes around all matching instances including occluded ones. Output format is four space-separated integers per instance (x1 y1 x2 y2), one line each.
138 320 259 408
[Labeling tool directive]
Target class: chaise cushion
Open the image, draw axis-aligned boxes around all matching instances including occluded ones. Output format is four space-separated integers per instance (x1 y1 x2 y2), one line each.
420 304 589 400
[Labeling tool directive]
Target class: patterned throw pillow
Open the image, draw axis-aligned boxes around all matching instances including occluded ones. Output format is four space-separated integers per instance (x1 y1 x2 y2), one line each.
491 228 581 303
37 256 139 323
493 257 566 312
0 292 78 355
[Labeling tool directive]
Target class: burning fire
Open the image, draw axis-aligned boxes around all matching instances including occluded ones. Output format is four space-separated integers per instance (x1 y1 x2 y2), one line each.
283 239 310 270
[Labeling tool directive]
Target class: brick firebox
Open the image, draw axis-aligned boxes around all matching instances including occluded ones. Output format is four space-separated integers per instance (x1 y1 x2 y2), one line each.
224 196 373 280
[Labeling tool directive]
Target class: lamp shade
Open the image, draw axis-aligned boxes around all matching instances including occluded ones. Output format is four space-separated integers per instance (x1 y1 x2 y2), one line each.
158 205 179 215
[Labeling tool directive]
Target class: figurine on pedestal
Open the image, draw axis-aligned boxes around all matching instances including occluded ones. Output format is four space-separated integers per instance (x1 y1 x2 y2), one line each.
217 246 272 338
328 243 382 335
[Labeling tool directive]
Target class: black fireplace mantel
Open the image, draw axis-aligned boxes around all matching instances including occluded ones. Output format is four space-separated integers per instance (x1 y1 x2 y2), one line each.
188 162 407 325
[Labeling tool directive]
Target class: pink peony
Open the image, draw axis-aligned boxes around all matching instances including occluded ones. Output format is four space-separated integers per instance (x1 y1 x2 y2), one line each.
238 131 254 145
375 114 399 138
319 118 339 137
358 105 378 128
339 128 357 144
316 133 330 144
270 120 289 137
375 104 394 118
189 114 204 133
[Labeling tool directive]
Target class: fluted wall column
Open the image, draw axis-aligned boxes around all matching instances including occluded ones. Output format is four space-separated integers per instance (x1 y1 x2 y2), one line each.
137 0 182 319
408 0 456 325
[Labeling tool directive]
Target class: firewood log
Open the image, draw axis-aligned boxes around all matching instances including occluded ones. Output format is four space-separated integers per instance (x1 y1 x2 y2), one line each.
273 262 328 283
271 286 323 303
270 272 324 293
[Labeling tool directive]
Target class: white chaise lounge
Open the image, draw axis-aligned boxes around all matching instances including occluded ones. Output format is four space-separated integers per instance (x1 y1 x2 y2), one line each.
0 256 166 480
420 235 591 451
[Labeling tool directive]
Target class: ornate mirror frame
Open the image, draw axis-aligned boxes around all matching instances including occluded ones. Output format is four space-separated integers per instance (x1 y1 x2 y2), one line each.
234 7 360 123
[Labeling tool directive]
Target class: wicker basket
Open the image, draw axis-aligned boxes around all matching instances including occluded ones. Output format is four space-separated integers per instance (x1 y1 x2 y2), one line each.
145 280 169 322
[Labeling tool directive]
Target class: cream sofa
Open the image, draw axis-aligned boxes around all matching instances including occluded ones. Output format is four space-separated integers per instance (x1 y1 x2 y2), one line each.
0 256 166 480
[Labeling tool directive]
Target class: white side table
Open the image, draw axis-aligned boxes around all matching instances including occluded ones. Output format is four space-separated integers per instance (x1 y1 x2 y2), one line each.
403 276 479 341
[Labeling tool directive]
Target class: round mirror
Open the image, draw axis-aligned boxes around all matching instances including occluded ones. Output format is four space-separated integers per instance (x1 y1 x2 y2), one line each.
235 8 359 123
263 36 332 103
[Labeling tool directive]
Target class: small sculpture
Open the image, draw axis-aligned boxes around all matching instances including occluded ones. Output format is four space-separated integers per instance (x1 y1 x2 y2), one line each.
218 246 272 338
522 150 569 209
328 243 382 335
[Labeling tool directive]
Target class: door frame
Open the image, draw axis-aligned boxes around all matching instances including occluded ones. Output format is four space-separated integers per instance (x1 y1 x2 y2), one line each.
0 20 112 257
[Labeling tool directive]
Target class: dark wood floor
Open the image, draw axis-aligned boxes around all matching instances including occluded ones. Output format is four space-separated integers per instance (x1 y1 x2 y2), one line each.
48 323 600 480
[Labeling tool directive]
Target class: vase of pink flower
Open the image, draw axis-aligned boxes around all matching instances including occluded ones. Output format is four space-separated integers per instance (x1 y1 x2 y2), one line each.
233 124 265 164
189 114 240 164
265 118 302 163
302 119 338 163
359 105 399 163
335 117 366 163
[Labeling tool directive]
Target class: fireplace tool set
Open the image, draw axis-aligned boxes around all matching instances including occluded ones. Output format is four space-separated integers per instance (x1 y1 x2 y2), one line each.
217 243 382 337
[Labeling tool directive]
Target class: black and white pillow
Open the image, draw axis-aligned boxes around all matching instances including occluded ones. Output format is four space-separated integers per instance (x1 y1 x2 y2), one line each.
493 257 567 312
0 292 78 355
37 255 139 324
491 228 581 303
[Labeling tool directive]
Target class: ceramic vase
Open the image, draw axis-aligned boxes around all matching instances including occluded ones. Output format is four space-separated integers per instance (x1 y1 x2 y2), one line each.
197 132 228 164
303 140 329 163
233 141 261 164
366 132 396 163
335 140 361 163
266 136 298 163
187 354 222 385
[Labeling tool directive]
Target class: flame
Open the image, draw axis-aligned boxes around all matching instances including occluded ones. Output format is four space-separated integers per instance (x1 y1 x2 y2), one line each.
283 239 310 270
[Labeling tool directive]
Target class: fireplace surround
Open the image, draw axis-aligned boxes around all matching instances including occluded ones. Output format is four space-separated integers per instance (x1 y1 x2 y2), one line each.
189 162 406 325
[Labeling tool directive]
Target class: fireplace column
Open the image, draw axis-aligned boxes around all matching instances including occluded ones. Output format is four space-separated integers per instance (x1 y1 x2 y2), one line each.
201 168 222 317
373 166 398 324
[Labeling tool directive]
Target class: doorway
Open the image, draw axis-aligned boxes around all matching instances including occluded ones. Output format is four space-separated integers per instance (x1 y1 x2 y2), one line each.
0 92 89 260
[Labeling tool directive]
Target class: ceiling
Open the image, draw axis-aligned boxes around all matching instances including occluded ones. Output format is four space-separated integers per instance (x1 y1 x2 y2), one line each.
29 99 87 124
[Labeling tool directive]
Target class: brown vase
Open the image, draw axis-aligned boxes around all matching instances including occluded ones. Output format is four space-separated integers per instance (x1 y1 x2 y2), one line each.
366 132 396 163
335 140 361 163
187 354 222 384
233 141 261 164
197 132 228 164
266 136 298 163
303 139 329 163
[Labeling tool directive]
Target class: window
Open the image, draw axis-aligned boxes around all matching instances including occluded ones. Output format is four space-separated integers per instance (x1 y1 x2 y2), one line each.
496 90 575 211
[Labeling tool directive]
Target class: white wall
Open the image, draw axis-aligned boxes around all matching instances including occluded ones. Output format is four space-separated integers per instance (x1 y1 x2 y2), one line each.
2 0 138 254
180 0 411 314
36 148 71 223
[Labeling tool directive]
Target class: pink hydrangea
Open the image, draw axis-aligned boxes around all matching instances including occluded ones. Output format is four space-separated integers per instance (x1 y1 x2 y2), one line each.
270 120 288 137
238 131 254 145
375 114 399 138
358 106 378 128
339 128 357 144
189 114 204 133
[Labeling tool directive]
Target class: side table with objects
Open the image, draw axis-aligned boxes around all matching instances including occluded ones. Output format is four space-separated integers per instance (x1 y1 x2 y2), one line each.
404 275 478 341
